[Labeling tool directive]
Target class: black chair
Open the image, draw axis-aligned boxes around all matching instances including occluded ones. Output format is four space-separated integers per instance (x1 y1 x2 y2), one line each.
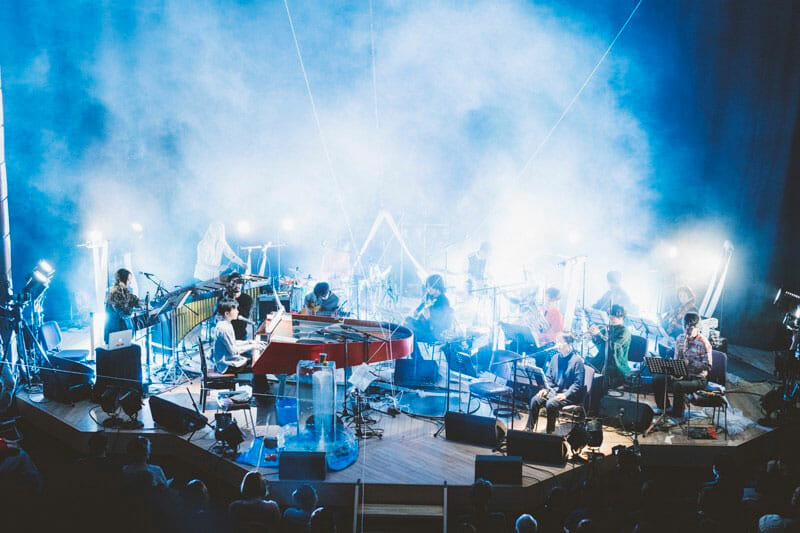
39 320 89 361
198 342 236 411
467 350 515 416
198 342 256 435
687 350 728 438
560 364 594 424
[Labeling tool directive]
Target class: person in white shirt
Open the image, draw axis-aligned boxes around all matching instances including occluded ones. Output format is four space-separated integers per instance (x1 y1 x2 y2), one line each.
193 222 246 281
212 299 265 373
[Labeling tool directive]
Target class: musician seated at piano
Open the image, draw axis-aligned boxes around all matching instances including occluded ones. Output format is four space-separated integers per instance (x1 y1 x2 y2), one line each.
652 312 712 417
538 287 564 345
526 333 585 434
211 299 265 373
406 274 454 359
303 282 340 317
226 273 253 340
586 304 631 389
104 268 140 344
592 270 635 316
662 285 698 338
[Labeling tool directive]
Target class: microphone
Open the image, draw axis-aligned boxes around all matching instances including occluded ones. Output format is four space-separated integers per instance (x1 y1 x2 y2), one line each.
237 317 256 325
139 271 156 277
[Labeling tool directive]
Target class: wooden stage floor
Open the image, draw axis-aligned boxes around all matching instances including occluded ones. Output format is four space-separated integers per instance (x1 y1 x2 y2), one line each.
14 344 777 500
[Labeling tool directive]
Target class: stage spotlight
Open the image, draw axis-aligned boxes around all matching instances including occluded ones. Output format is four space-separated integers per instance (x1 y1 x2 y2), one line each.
667 245 679 259
119 390 144 428
568 230 582 245
87 229 103 243
567 424 589 455
586 418 604 448
131 222 144 233
215 420 245 456
36 260 55 276
281 217 295 232
99 388 119 417
236 219 252 236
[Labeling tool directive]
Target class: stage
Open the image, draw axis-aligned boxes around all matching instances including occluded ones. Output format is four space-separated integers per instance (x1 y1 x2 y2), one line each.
12 340 779 516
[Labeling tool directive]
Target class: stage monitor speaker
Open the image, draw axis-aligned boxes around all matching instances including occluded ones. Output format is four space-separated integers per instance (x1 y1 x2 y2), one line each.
506 429 567 465
279 451 327 480
41 355 94 404
599 396 654 432
444 411 506 447
475 455 522 485
394 358 439 387
94 345 143 399
149 395 207 435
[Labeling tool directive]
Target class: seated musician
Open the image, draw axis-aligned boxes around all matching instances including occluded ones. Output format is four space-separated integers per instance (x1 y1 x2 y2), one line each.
586 304 632 389
652 312 712 417
303 282 340 317
405 274 454 359
663 286 698 338
538 287 564 345
592 270 635 316
526 333 585 434
104 268 140 344
226 273 253 340
211 299 265 373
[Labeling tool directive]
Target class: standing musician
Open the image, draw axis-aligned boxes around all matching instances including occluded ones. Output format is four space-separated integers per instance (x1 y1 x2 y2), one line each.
405 274 454 360
662 286 698 338
226 273 253 340
538 287 564 345
193 222 247 281
211 299 266 373
527 333 585 434
303 282 340 317
592 270 635 316
466 242 491 293
586 304 632 389
652 312 712 417
104 268 140 344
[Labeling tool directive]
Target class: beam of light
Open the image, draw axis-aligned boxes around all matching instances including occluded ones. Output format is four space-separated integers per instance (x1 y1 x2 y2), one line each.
131 222 144 233
37 259 54 275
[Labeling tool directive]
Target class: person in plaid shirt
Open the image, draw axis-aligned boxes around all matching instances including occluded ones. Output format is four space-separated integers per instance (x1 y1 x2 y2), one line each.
652 312 713 416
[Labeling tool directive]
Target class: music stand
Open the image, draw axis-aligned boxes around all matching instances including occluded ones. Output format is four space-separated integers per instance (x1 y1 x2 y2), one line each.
499 322 539 354
644 356 687 436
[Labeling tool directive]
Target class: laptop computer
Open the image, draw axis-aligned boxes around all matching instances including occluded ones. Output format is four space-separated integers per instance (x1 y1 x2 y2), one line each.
108 329 133 350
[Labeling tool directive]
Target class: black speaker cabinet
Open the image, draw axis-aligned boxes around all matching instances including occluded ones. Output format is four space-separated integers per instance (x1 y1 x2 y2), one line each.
599 396 654 432
149 395 207 435
279 451 327 480
444 411 506 447
41 355 94 404
475 455 522 485
506 429 567 465
94 345 142 398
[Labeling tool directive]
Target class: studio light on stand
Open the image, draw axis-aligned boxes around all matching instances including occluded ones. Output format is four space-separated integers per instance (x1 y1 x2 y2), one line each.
100 388 144 429
119 390 144 429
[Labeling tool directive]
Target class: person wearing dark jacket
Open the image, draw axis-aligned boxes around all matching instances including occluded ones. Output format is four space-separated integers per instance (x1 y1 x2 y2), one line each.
527 334 585 434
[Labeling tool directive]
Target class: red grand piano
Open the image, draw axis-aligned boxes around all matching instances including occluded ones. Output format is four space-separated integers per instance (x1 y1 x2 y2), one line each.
252 312 414 375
